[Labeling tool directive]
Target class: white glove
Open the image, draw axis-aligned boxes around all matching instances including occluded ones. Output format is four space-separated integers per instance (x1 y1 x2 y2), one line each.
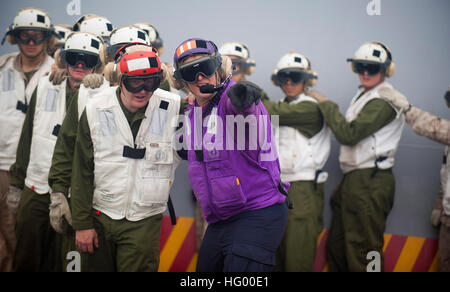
82 73 104 89
378 88 411 113
49 192 72 234
6 185 22 213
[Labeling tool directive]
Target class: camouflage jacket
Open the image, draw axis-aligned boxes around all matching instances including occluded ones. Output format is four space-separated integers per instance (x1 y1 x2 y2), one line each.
406 106 450 146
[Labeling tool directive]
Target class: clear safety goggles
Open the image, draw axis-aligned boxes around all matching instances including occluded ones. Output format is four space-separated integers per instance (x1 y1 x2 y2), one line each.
13 29 51 45
122 74 162 93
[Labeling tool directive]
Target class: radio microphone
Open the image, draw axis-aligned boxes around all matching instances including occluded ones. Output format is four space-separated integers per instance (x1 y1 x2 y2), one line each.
199 84 220 94
199 73 233 94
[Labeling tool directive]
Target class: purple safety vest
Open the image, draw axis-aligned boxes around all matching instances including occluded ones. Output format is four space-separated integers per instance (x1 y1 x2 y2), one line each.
184 80 289 223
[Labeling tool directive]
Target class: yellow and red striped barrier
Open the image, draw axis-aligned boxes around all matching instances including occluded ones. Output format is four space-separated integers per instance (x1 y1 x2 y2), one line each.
159 217 439 272
159 216 197 272
313 229 439 272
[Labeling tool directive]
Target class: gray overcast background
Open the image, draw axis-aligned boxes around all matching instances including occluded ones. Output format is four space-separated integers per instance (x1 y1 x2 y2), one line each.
1 0 449 238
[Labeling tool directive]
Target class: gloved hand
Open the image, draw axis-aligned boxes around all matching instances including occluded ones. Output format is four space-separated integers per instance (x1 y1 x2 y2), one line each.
305 90 329 103
82 73 104 89
49 192 72 234
378 88 411 113
6 185 22 213
48 68 68 85
445 86 450 105
227 81 262 112
431 209 442 228
431 191 444 228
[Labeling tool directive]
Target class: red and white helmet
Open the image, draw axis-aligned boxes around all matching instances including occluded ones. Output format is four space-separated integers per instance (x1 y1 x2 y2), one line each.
119 48 162 77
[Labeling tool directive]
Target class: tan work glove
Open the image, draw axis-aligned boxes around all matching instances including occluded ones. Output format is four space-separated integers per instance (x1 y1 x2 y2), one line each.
431 191 444 228
6 185 22 213
48 68 68 85
82 73 105 89
49 192 72 234
378 88 411 113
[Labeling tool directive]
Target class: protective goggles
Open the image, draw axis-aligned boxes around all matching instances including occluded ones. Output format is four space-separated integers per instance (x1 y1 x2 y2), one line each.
62 51 101 69
231 59 253 75
174 56 220 83
353 61 384 76
274 69 310 85
122 74 162 93
13 29 50 45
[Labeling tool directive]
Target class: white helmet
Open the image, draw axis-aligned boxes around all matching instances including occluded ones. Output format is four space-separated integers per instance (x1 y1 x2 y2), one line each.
56 32 104 72
347 41 395 77
274 51 311 72
3 8 57 46
79 16 113 40
54 24 72 45
271 51 317 87
63 32 103 55
109 26 150 47
133 22 164 53
219 42 256 75
101 25 151 63
12 8 52 31
219 42 250 59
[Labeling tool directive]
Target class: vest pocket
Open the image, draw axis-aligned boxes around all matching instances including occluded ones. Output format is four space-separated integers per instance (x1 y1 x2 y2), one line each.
138 177 171 206
138 142 174 206
210 175 247 209
142 142 173 178
279 150 299 174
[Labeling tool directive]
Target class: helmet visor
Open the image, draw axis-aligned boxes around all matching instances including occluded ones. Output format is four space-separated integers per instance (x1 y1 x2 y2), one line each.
175 56 220 83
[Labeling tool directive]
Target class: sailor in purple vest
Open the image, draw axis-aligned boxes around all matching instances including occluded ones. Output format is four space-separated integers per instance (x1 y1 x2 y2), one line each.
171 38 289 272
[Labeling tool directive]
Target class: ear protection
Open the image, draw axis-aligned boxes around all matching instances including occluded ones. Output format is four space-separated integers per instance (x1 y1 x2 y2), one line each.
349 41 395 78
374 42 395 78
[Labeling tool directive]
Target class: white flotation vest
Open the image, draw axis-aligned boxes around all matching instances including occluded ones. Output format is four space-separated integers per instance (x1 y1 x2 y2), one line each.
0 54 54 171
25 76 67 194
339 81 405 174
276 94 331 183
85 87 181 221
